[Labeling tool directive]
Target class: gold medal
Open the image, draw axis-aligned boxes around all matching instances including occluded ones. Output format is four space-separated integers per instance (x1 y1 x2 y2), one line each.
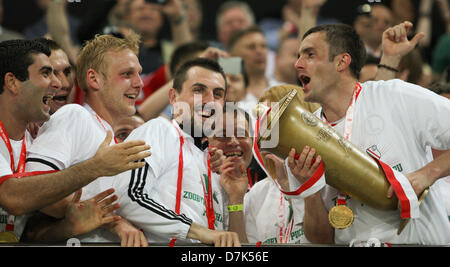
0 231 19 243
328 205 354 229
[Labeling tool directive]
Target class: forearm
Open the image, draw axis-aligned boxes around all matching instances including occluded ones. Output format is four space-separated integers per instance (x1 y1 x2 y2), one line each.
416 0 433 47
303 192 334 244
375 55 401 81
227 196 248 243
0 159 101 216
46 0 78 63
420 149 450 185
170 15 193 47
296 7 317 42
21 213 73 243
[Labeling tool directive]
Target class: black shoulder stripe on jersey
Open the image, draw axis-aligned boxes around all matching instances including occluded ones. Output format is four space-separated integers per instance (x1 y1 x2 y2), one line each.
128 160 193 226
25 157 60 171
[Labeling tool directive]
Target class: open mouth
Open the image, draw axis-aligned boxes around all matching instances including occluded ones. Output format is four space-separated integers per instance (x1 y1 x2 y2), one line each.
124 93 137 100
195 105 216 119
299 74 311 88
42 95 53 105
224 151 243 158
52 95 68 102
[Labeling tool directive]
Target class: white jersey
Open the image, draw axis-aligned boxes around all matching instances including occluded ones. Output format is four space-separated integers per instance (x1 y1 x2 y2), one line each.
0 156 11 179
435 177 450 223
289 79 450 245
26 103 120 242
244 178 309 244
112 117 228 243
0 131 33 239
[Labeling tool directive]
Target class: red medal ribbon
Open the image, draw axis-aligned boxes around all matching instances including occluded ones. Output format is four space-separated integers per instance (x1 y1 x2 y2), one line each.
94 114 118 144
169 121 215 247
0 120 27 174
202 150 215 230
321 83 362 211
0 120 28 233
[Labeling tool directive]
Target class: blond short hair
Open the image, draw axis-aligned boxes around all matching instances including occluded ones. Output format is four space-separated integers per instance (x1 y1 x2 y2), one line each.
76 31 141 92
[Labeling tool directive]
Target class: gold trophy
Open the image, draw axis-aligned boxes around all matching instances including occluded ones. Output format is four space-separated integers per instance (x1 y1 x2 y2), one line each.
256 88 398 211
0 231 19 243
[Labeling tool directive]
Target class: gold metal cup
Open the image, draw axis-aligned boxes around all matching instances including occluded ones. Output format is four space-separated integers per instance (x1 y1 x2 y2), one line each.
257 89 398 211
0 231 19 243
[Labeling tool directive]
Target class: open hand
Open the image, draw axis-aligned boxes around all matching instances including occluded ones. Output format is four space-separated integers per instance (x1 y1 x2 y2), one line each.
65 188 121 237
287 147 322 184
219 156 248 200
93 131 151 176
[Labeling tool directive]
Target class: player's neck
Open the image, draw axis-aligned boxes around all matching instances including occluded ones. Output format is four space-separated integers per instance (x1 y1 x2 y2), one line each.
85 97 116 128
0 100 26 140
321 78 359 123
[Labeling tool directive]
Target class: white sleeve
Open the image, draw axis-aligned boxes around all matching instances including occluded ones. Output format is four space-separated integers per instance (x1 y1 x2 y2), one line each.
243 191 258 243
111 119 193 240
112 161 192 240
26 105 95 171
387 80 450 150
0 157 12 184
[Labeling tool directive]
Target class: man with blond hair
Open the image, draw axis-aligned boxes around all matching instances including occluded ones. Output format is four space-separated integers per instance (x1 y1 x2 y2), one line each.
0 38 150 242
25 32 153 246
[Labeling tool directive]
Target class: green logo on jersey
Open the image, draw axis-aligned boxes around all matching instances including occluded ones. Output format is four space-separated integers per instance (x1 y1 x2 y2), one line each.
392 163 403 172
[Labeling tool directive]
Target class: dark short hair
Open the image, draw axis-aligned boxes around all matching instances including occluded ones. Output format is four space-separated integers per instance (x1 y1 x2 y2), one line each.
303 24 366 79
0 39 51 94
228 25 264 51
169 41 209 75
173 57 228 95
34 38 62 51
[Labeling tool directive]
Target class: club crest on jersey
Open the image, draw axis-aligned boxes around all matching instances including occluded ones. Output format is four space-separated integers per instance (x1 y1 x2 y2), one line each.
366 145 381 159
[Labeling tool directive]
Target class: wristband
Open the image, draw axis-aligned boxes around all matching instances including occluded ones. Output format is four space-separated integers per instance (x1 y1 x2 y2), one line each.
228 204 243 212
377 64 399 73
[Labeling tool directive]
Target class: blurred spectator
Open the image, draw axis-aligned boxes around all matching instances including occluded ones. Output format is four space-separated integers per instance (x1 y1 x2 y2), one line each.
182 0 204 41
0 0 24 41
229 26 275 107
24 0 80 44
213 1 255 50
76 0 129 45
272 36 299 85
390 0 415 25
429 66 450 98
398 48 425 85
213 1 277 81
432 33 450 81
113 115 145 143
366 3 394 59
359 55 380 83
353 3 372 49
260 0 338 51
123 0 192 75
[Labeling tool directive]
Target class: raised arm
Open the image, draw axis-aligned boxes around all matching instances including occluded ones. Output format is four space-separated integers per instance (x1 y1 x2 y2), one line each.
219 156 249 243
162 0 193 47
376 21 424 81
46 0 79 64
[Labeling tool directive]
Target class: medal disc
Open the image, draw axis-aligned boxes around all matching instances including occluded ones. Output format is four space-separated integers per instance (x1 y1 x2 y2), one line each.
328 205 354 229
0 231 19 243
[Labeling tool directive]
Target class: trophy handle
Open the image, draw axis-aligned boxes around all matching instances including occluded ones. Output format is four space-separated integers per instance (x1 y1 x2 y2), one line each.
257 89 297 143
